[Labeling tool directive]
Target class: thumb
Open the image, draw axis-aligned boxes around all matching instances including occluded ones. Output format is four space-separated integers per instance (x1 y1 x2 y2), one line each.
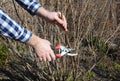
55 12 64 25
57 12 62 19
57 12 68 31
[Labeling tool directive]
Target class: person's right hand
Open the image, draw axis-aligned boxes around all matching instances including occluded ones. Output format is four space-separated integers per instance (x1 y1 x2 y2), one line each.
34 38 56 62
27 34 56 62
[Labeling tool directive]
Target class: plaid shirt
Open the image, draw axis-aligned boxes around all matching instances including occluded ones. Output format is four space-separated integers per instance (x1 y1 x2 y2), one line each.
0 0 41 43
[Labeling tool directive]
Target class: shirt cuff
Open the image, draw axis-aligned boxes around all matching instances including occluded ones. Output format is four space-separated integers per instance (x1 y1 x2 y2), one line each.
16 28 32 43
16 0 42 16
28 1 42 16
0 9 33 43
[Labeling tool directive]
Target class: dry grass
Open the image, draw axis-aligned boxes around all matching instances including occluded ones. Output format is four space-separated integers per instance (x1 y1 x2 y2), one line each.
0 0 120 81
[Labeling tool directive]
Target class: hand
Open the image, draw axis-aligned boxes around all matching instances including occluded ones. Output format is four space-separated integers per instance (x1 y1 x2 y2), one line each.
46 12 68 31
34 38 55 62
27 34 56 62
36 7 68 31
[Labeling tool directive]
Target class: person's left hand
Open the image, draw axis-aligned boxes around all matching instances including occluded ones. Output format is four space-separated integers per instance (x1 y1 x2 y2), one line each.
36 7 68 31
46 12 67 31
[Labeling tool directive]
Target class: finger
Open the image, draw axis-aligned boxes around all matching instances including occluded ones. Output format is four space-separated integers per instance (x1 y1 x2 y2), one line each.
56 22 65 31
40 57 43 62
36 52 43 62
55 12 64 24
56 12 68 31
46 54 52 62
62 15 68 31
42 55 47 62
37 54 43 62
50 50 56 60
57 12 62 19
55 16 63 25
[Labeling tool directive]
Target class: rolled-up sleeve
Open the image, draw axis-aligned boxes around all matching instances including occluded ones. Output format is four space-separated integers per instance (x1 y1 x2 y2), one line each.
15 0 42 16
0 9 32 43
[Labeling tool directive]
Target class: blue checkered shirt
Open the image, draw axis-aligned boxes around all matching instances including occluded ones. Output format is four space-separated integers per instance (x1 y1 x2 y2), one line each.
0 0 41 43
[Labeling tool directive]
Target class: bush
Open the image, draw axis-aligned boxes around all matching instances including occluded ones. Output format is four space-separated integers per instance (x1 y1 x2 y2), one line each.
0 43 10 67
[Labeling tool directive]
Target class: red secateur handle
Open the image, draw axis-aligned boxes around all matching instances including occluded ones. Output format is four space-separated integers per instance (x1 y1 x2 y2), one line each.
51 44 62 58
55 43 60 50
56 54 62 58
55 44 62 58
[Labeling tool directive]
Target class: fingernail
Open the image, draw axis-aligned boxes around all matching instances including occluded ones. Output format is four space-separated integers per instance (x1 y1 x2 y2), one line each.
65 28 68 31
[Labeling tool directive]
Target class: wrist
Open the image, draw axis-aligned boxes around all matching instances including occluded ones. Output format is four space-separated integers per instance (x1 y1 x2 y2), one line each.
27 34 40 48
36 7 49 19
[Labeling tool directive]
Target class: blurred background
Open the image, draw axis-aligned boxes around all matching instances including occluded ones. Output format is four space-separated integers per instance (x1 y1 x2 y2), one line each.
0 0 120 81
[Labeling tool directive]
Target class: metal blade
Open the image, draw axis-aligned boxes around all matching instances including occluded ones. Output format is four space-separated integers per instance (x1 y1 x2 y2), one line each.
67 53 78 56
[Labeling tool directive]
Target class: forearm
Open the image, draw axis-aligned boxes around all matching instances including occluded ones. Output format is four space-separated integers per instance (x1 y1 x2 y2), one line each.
0 9 32 43
35 7 49 19
15 0 41 16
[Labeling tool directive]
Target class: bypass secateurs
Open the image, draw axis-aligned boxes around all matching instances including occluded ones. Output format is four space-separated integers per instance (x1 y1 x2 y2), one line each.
52 44 78 58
